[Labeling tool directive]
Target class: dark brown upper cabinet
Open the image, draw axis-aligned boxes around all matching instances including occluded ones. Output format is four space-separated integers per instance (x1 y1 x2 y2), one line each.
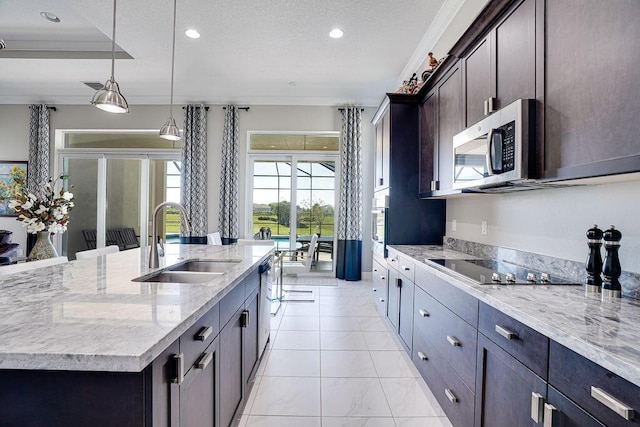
462 0 536 128
538 0 640 181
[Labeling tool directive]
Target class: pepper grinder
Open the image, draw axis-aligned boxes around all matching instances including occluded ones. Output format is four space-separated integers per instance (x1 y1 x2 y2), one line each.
584 225 603 294
602 225 622 300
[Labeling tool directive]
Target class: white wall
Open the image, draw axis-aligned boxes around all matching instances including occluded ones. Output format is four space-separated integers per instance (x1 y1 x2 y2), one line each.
0 104 375 272
446 180 640 273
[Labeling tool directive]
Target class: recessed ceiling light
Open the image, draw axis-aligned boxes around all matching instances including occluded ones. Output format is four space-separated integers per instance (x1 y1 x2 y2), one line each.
185 29 200 39
329 28 343 39
40 11 61 23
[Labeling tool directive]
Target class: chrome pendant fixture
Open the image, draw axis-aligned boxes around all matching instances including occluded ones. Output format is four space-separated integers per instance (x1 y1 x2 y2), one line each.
159 0 181 140
91 0 129 113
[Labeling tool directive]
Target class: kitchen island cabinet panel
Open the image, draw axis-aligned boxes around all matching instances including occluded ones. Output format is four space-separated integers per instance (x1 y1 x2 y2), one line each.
180 338 219 427
546 386 605 427
243 287 260 388
219 305 245 427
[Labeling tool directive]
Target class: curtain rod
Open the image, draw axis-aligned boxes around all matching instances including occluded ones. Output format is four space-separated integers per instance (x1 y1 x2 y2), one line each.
338 108 365 112
181 106 209 111
48 106 57 111
223 107 250 111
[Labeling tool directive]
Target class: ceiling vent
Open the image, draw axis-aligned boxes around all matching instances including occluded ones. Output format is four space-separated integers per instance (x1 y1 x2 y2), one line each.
83 81 105 90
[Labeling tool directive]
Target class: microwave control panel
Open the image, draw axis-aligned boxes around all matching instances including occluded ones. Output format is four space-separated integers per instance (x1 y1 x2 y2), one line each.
501 120 516 172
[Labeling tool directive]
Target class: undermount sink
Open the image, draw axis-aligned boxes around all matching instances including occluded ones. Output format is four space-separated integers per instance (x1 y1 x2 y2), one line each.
133 270 223 284
169 259 243 273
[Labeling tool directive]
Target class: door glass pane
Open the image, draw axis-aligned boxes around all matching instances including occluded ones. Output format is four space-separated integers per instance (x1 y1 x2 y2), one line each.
63 158 98 259
149 160 182 245
106 159 141 251
252 161 291 238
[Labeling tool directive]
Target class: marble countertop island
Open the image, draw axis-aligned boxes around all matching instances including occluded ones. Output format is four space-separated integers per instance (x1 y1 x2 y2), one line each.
0 244 272 372
389 245 640 388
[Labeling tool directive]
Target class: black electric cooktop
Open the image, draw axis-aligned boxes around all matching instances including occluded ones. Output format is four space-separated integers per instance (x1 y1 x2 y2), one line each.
427 259 579 285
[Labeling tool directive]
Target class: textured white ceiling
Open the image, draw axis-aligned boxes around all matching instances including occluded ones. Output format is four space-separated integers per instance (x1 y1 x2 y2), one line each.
0 0 464 107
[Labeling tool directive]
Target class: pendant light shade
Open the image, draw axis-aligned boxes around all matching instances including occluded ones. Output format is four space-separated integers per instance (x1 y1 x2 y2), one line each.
92 0 129 113
159 0 181 140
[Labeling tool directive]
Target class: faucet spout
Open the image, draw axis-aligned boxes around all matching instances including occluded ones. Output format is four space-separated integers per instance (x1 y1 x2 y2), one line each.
149 201 192 268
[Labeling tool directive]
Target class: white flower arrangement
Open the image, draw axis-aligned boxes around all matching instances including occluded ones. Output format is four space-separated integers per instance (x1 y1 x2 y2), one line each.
7 175 74 234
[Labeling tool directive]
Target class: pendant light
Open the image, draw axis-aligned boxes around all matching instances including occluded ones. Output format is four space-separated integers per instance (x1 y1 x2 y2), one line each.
159 0 181 140
91 0 129 113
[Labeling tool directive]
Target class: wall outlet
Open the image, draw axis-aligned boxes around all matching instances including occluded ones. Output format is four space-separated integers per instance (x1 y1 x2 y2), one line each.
481 221 488 235
452 219 457 232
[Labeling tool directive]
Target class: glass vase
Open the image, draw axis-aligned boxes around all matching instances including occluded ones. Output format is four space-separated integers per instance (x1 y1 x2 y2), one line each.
28 231 59 261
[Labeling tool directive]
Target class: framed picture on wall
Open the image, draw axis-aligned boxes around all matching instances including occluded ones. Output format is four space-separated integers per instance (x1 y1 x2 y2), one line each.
0 161 28 217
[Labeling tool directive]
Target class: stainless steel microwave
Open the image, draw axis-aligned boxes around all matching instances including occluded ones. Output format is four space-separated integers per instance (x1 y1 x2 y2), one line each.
452 99 535 190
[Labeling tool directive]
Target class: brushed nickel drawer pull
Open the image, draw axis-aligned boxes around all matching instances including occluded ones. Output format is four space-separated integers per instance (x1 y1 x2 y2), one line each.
591 386 635 420
531 392 544 422
418 309 430 317
380 275 385 280
543 403 560 427
173 353 184 385
195 325 212 341
372 287 377 292
446 335 461 347
417 351 428 361
402 266 411 271
379 298 385 303
445 388 458 403
495 324 518 340
196 351 214 370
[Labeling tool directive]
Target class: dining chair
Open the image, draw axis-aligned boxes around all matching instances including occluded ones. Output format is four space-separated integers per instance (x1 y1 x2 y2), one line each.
207 232 223 245
282 234 318 276
75 245 120 260
0 256 69 275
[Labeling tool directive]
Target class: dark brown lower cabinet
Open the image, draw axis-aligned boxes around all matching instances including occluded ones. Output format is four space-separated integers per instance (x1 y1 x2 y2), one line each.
219 306 244 427
243 288 260 388
475 333 546 427
180 338 219 427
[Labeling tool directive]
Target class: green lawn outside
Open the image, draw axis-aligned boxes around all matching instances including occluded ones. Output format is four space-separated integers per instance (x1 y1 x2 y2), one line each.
252 215 334 237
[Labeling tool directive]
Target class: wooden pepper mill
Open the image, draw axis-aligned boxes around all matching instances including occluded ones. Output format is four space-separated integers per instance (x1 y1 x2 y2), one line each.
602 225 622 299
585 225 603 293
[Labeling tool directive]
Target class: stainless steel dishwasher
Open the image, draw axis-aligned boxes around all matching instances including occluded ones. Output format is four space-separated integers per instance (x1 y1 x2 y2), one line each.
258 257 272 353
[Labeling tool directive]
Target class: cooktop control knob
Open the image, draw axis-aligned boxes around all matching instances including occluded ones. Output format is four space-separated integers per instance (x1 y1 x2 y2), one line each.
491 273 502 283
540 273 550 284
526 273 537 283
505 273 516 283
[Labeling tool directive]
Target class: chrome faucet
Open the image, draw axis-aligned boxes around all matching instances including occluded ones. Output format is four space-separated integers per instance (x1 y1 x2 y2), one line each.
149 201 192 268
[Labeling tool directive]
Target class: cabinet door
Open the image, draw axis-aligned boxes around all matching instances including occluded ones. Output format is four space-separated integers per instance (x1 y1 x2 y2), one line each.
219 307 243 427
372 259 388 316
149 339 181 427
437 64 463 192
180 338 219 427
475 334 546 427
494 0 536 109
386 268 400 330
243 289 260 388
381 109 391 190
546 386 605 427
374 118 384 190
464 36 493 126
419 90 437 195
542 0 640 179
398 276 414 352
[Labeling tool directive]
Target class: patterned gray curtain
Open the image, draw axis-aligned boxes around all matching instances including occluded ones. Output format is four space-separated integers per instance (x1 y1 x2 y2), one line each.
218 105 239 245
336 107 363 281
28 105 51 196
181 105 208 238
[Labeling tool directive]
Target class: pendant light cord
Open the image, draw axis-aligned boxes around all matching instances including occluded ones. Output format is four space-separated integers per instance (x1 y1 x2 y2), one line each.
110 0 117 80
169 0 177 119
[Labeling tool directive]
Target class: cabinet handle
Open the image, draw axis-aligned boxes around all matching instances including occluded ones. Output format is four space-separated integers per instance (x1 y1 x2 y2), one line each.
378 178 384 186
379 298 385 303
445 388 458 403
372 287 377 292
395 278 402 288
196 351 214 370
417 351 428 361
488 97 496 113
402 266 411 271
241 310 250 328
373 268 378 272
446 335 461 347
495 324 518 340
591 386 635 420
484 99 489 116
544 403 561 427
195 325 212 341
380 276 385 280
531 392 544 423
430 180 436 191
173 353 184 385
418 309 430 317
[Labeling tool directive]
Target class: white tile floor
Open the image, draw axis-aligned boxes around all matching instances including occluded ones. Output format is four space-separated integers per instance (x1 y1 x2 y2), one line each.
239 276 453 427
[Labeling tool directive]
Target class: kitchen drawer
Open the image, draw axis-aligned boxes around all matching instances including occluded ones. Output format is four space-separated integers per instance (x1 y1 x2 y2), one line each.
372 259 388 316
415 265 478 327
478 302 548 379
412 331 475 427
397 254 415 282
387 249 399 271
413 286 477 389
547 386 605 427
220 280 246 328
549 341 640 426
182 303 220 372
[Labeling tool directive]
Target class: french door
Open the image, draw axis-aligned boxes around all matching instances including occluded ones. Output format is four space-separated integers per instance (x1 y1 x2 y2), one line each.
248 155 338 273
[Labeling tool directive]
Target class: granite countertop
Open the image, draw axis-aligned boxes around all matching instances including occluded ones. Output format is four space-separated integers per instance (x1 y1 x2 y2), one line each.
0 244 272 373
389 244 640 388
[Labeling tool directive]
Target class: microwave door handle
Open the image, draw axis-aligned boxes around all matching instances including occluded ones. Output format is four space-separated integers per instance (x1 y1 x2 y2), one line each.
485 128 496 176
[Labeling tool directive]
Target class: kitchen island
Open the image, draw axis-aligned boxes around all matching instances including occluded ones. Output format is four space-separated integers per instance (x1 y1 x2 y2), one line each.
0 243 273 426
